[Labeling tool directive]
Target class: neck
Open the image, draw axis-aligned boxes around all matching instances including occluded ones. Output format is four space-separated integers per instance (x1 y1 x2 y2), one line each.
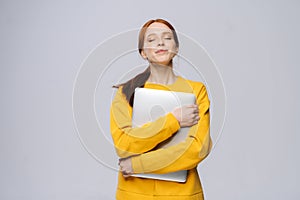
147 62 177 85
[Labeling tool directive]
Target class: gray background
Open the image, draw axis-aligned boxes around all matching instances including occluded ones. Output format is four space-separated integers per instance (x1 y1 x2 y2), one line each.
1 0 299 199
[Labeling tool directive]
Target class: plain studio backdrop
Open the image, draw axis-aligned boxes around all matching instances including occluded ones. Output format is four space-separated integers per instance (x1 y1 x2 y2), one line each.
1 0 299 199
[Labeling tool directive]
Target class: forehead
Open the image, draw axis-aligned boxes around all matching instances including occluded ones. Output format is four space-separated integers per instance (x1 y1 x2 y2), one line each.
144 22 173 36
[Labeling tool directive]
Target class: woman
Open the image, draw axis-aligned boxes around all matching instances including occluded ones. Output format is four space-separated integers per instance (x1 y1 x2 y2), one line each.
110 19 212 200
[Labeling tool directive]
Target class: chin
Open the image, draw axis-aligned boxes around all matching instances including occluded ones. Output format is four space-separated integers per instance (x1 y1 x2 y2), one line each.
152 60 172 66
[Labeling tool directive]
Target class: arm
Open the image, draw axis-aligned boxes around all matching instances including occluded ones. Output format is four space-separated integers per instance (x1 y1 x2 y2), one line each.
130 84 212 174
110 87 180 158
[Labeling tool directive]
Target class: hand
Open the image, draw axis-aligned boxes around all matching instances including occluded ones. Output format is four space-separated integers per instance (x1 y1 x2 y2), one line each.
171 104 200 127
119 157 133 178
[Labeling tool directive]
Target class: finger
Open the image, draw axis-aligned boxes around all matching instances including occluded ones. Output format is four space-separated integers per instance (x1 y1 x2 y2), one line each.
192 119 199 125
190 113 198 118
186 109 197 116
192 116 200 124
192 104 198 108
194 113 200 118
122 170 132 177
185 104 197 108
189 106 198 112
123 173 131 178
118 159 123 165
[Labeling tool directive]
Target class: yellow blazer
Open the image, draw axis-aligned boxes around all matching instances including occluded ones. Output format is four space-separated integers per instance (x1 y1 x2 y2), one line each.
110 76 212 200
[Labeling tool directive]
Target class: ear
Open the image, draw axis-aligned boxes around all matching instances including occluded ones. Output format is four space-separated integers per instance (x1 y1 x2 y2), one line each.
141 50 147 60
175 46 179 54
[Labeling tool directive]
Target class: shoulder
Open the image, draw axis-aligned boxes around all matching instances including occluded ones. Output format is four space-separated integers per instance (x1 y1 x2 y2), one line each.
111 86 133 112
179 77 210 104
112 86 126 103
179 77 207 93
186 79 205 89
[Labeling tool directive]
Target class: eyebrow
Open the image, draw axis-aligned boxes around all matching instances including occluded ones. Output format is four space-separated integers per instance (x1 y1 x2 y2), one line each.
146 31 173 38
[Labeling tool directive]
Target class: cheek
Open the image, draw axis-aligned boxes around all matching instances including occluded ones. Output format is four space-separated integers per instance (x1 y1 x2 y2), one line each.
143 45 156 55
164 40 176 49
142 47 151 56
167 46 177 54
144 42 156 49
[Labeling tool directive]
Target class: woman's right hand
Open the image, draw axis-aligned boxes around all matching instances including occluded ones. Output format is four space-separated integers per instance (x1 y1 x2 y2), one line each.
171 104 200 127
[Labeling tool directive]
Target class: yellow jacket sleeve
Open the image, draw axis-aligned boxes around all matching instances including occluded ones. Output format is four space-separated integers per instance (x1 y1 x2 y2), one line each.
131 83 212 173
110 87 181 158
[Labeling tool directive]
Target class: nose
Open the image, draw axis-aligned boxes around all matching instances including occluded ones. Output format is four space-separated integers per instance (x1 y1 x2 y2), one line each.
157 37 164 46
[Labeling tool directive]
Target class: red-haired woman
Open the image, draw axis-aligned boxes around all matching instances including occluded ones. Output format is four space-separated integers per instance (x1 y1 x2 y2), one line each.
110 19 212 200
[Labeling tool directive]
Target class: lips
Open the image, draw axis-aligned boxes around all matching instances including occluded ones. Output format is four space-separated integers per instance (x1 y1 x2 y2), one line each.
155 49 168 54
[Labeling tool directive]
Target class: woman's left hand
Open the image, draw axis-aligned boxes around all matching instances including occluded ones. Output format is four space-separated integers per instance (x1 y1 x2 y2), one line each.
119 157 133 178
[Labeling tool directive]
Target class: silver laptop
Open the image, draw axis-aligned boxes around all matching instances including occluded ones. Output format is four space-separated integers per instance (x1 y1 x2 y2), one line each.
130 87 196 182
